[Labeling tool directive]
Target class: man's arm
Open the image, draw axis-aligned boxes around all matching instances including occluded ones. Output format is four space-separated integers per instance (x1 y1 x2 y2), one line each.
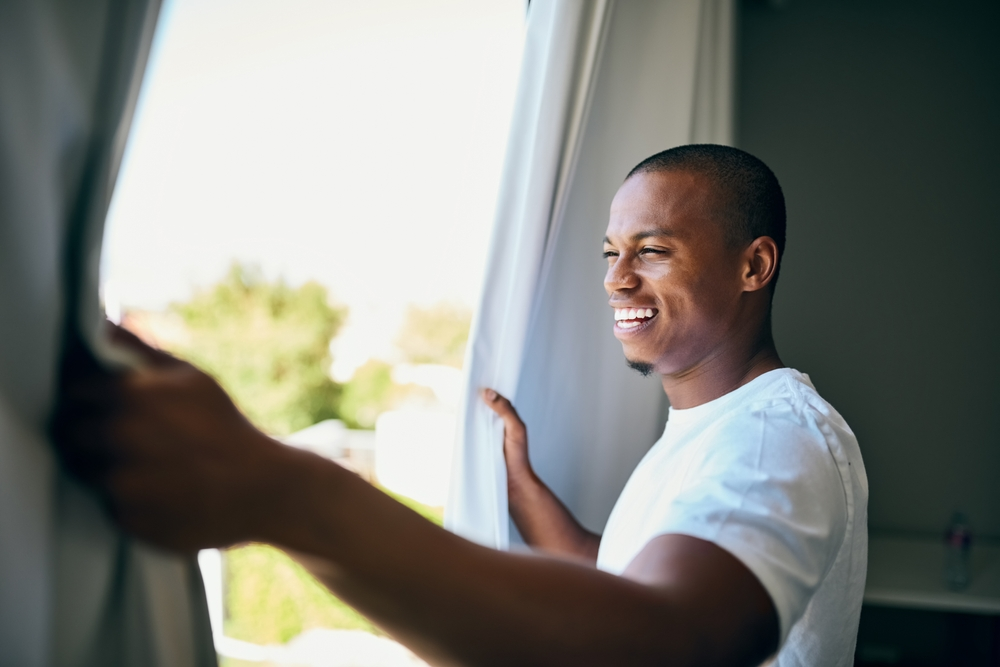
273 446 777 667
54 328 778 667
481 389 600 562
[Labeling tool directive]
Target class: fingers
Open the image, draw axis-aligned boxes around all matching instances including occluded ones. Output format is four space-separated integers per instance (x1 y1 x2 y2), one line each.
52 367 131 485
480 388 522 422
62 374 122 409
52 410 121 484
481 388 532 476
105 321 179 368
480 388 528 444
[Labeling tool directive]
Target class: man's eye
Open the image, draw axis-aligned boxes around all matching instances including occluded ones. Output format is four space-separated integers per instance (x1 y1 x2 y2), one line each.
639 247 666 255
602 250 618 258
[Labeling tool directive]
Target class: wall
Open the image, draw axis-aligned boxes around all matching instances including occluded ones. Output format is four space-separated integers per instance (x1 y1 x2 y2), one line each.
739 0 1000 537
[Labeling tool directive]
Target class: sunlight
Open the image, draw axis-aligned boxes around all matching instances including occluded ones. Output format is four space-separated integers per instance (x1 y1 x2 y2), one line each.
101 1 525 664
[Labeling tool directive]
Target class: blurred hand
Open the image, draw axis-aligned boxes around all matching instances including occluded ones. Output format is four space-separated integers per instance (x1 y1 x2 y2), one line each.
52 324 290 553
480 388 532 481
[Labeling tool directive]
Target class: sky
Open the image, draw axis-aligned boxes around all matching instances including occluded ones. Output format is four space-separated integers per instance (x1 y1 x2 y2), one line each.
102 0 525 378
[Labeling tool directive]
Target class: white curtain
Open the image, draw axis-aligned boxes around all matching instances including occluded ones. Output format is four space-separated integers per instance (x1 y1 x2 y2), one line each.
0 1 215 665
446 0 735 549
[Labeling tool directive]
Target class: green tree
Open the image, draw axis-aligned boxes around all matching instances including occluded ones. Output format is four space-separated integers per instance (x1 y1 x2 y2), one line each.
170 262 346 436
223 490 442 646
338 359 395 429
224 544 380 643
396 302 472 368
156 263 429 646
336 303 472 427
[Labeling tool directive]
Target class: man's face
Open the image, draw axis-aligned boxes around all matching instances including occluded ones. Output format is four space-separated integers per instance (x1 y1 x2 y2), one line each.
603 169 745 377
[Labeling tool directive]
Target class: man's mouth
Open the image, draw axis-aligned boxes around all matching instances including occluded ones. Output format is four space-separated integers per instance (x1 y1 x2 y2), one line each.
613 307 658 330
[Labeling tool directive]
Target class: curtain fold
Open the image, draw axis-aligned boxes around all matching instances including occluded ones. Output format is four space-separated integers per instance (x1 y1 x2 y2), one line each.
0 1 215 665
445 0 613 549
446 0 735 549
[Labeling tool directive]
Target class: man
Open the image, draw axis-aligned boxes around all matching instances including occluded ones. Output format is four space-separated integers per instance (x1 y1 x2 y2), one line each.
58 145 867 666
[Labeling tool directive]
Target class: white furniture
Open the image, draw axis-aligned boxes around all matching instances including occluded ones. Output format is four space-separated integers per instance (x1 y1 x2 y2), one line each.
865 535 1000 615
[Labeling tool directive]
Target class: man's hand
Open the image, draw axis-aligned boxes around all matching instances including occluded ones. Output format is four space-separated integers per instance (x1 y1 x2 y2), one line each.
481 388 601 562
480 388 532 481
52 324 295 553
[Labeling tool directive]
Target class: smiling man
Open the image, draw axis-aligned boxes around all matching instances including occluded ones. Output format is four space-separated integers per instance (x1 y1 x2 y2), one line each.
57 145 867 667
485 145 868 665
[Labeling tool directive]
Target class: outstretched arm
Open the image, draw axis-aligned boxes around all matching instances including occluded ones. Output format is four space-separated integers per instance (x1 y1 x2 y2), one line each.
268 447 776 667
54 326 778 667
481 389 600 562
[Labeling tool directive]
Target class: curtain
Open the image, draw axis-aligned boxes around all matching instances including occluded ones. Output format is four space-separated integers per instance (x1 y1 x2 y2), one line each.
0 1 215 665
446 0 735 549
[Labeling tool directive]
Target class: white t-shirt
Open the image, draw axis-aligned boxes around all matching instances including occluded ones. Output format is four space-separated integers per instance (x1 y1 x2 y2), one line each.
597 368 868 666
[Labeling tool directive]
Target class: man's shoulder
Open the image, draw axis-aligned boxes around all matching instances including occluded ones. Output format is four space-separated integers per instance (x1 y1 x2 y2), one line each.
714 369 856 448
685 371 857 485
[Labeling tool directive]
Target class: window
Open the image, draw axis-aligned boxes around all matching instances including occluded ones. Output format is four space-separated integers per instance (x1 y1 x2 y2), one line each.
102 1 524 664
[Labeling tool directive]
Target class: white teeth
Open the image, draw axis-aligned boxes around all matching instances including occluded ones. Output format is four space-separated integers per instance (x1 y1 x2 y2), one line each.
614 307 656 323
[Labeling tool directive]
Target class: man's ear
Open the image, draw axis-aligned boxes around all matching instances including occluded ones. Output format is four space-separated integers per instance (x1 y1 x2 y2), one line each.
741 236 779 293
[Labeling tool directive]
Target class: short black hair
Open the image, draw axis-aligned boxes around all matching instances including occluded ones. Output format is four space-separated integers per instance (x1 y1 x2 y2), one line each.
626 144 786 289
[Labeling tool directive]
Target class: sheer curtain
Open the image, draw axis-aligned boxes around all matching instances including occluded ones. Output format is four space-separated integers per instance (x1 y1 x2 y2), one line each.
447 0 735 548
0 1 215 665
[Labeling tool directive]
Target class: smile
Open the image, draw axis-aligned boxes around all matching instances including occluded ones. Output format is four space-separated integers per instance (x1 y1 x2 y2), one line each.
613 307 658 330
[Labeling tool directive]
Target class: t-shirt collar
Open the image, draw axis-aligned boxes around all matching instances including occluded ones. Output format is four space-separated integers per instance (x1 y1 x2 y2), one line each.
665 367 807 429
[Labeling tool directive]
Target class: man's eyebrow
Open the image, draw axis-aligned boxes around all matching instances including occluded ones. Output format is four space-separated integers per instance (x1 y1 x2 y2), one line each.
603 229 676 244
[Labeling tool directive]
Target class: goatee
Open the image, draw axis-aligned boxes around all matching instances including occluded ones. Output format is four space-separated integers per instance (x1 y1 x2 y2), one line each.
626 359 654 377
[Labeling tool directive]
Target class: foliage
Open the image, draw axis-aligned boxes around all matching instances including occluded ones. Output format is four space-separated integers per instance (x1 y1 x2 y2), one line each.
396 303 472 368
337 359 395 429
384 486 446 522
335 302 473 428
169 263 347 436
159 263 454 647
225 543 379 643
338 359 438 429
224 489 442 645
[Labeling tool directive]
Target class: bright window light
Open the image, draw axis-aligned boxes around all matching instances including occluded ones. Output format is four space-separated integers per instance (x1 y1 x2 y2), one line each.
102 0 525 663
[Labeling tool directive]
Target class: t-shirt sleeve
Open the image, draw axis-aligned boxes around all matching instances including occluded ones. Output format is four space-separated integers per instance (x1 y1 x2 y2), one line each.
650 407 848 645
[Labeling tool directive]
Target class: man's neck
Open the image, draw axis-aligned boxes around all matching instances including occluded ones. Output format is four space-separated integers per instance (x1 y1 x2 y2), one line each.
660 334 784 410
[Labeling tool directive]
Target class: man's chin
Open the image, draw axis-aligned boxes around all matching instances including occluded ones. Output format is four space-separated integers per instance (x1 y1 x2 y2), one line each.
625 358 655 377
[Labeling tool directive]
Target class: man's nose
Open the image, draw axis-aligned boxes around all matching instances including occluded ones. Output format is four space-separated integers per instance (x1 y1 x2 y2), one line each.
604 255 639 294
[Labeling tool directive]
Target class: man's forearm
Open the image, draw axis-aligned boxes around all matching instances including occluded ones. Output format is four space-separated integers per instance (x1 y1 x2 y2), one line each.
265 447 691 667
507 466 601 562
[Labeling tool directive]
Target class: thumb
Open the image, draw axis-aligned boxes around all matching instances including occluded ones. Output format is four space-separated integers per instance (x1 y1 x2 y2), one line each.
480 388 521 423
105 321 179 368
